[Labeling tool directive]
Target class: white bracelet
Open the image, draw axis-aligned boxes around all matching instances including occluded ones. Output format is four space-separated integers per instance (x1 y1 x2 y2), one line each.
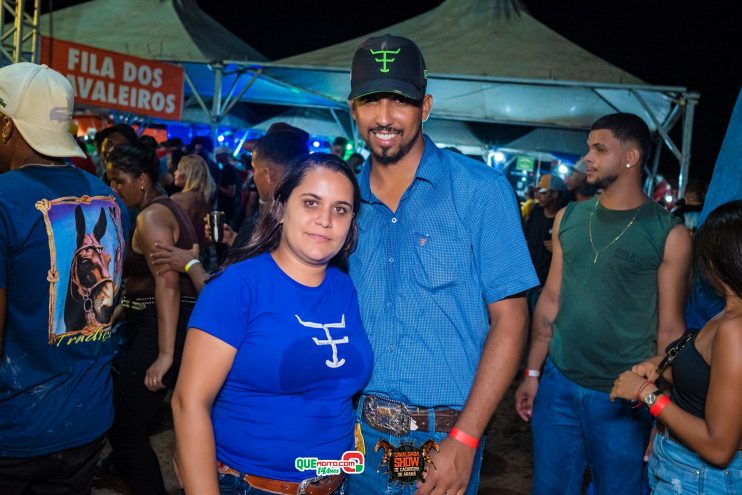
525 369 541 378
184 259 201 273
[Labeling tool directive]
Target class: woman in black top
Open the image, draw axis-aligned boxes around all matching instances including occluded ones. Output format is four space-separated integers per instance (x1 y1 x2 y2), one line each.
612 200 742 493
106 140 199 495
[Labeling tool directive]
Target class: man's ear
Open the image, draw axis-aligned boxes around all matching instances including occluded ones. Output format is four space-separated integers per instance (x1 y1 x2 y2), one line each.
348 100 357 121
625 146 641 169
0 116 14 144
421 94 433 123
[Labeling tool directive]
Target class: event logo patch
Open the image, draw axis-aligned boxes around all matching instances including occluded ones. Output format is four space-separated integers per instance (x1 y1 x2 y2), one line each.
295 451 364 476
370 48 401 73
375 438 439 487
0 96 6 107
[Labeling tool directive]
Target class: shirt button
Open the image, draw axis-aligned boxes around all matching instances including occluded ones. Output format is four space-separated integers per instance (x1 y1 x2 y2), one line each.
391 217 397 223
386 302 392 308
388 257 394 263
388 345 394 351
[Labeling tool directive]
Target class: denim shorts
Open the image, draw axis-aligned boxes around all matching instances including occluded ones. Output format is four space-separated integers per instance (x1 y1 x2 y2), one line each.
649 430 742 494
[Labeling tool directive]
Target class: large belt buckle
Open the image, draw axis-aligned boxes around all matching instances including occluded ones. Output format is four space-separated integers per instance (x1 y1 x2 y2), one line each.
363 395 411 437
297 475 323 495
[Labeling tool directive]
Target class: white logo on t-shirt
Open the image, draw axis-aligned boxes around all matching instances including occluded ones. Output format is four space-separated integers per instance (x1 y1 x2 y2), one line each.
294 314 349 368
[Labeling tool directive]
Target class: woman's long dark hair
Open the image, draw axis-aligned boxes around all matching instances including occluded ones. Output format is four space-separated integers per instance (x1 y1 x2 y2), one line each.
221 153 361 272
691 199 742 299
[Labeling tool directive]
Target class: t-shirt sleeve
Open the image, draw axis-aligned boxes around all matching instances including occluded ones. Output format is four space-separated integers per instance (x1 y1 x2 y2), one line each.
187 267 252 348
471 174 539 303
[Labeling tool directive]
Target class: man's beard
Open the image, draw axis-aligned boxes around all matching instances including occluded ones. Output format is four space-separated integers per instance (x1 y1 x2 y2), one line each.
589 173 618 191
371 124 422 165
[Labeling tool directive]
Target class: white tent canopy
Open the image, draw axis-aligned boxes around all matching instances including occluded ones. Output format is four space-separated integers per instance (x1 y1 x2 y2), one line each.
34 0 697 194
502 128 589 157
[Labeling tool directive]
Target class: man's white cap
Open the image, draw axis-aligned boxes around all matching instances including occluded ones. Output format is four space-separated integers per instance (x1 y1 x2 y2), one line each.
0 62 85 158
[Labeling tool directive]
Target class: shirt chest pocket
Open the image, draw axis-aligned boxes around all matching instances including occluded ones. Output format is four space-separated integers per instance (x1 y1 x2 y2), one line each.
408 228 470 291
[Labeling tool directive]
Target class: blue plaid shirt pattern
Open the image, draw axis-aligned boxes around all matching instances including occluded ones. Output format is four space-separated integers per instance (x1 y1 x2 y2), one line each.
349 135 538 408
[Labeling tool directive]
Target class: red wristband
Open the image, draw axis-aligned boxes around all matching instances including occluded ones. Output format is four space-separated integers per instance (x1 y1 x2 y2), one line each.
449 427 479 449
524 369 540 378
649 395 670 417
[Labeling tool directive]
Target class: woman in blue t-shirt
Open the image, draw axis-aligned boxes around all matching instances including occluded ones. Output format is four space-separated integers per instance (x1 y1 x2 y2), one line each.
172 153 373 495
611 200 742 494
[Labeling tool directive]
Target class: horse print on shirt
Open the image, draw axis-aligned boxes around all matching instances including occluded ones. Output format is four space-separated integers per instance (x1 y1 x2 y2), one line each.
36 195 124 344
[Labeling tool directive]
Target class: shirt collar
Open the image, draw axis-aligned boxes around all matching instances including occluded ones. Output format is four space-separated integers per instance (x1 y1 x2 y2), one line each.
358 134 442 203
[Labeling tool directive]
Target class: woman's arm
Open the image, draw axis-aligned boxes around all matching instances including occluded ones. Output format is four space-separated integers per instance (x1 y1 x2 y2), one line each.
172 328 237 495
150 242 208 293
137 206 181 391
660 319 742 466
613 319 742 466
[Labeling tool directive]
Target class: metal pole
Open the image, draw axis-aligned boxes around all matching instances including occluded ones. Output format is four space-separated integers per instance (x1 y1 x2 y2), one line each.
29 0 39 63
12 0 23 63
678 92 700 199
211 63 224 144
221 69 261 117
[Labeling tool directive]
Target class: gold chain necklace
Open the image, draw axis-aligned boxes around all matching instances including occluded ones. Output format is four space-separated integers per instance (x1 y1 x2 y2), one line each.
588 198 643 264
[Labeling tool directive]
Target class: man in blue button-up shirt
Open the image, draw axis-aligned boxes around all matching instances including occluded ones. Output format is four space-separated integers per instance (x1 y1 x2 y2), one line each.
346 35 538 494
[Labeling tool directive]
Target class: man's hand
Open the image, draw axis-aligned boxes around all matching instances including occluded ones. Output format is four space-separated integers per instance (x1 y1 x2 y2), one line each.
543 239 553 253
414 437 476 495
631 356 662 383
610 370 649 402
151 243 199 275
514 377 539 422
204 218 236 247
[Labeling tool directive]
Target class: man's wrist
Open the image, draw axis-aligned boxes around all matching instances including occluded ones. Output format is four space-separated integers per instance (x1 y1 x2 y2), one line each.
449 427 480 449
184 259 201 273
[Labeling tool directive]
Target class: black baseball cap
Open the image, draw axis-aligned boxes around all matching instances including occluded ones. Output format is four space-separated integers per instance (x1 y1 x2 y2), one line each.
348 35 427 101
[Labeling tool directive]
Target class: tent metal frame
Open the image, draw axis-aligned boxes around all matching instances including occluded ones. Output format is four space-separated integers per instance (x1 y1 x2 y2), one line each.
179 59 698 197
0 0 39 64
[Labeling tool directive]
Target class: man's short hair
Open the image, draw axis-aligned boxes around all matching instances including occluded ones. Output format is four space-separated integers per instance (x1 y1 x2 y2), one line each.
254 131 309 169
266 122 310 142
591 113 651 167
332 136 348 148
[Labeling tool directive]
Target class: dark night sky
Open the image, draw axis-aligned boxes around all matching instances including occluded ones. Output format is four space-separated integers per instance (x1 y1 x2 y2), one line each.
46 1 741 181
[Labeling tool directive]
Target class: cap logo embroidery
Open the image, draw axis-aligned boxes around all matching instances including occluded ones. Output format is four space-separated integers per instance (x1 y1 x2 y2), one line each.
0 96 6 108
370 48 401 73
49 96 73 123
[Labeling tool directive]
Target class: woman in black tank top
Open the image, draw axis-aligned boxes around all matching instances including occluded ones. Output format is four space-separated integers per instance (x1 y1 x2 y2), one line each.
105 140 199 495
612 200 742 494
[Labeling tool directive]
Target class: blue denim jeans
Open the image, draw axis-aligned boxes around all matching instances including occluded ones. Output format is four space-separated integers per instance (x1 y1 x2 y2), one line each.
347 399 485 495
531 358 653 495
649 430 742 494
217 472 347 495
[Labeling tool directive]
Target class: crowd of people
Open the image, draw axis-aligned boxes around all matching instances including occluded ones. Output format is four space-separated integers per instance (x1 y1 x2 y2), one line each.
0 34 739 495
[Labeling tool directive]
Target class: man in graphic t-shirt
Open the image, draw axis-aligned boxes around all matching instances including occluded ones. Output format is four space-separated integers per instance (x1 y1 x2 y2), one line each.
0 63 128 494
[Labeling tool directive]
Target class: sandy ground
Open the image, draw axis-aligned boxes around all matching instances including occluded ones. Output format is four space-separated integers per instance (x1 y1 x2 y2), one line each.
92 383 533 495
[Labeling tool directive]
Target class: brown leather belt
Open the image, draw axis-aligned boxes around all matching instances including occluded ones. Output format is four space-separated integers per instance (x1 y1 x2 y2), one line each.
408 407 460 432
361 395 460 435
217 462 344 495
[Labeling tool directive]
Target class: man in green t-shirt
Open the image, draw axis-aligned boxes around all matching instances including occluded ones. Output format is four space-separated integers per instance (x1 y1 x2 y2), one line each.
515 113 691 494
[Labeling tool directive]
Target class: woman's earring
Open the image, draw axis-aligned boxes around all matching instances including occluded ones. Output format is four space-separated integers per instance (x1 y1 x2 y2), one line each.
140 185 144 191
626 163 631 168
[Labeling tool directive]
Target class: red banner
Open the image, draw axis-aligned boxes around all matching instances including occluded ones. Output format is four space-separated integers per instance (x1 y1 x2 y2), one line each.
41 37 184 121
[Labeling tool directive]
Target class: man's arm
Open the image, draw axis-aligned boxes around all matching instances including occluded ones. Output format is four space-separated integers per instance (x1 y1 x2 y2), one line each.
656 224 691 352
0 288 6 356
514 208 565 422
416 296 528 495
